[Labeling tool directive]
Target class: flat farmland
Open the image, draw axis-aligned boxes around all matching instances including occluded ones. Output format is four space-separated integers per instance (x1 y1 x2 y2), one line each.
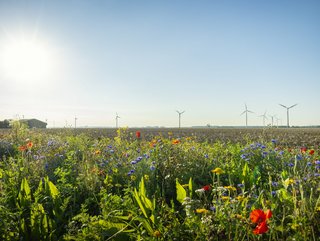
32 127 320 147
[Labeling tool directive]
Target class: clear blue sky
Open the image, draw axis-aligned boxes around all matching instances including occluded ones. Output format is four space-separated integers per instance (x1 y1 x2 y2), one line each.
0 0 319 127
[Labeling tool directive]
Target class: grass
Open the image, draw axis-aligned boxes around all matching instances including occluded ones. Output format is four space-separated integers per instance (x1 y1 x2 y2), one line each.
0 123 319 240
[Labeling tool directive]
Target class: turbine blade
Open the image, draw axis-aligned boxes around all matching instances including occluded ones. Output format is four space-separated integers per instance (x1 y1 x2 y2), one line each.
240 111 246 115
289 103 298 109
279 104 287 108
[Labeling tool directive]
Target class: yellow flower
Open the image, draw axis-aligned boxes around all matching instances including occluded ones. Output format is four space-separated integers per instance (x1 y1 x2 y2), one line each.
284 178 294 186
221 196 230 201
224 186 236 191
153 230 161 237
236 195 245 201
95 150 101 155
196 208 209 214
130 175 136 181
235 214 244 220
211 167 224 175
144 174 149 181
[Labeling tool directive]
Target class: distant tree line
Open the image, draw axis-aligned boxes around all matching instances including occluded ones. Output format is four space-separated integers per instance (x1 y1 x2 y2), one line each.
0 120 10 128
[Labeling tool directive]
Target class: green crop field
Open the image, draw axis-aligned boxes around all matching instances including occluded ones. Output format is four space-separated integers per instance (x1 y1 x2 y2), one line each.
0 123 319 240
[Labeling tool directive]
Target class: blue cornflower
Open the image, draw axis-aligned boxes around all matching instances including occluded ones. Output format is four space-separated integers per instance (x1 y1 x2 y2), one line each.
45 163 49 170
210 206 216 212
240 154 247 160
272 181 278 187
136 156 143 162
47 140 54 146
262 151 268 157
127 170 135 176
307 162 312 167
314 173 320 177
150 166 156 171
131 160 137 165
271 139 277 144
271 191 276 196
288 163 294 167
204 154 209 158
295 155 302 161
279 151 284 155
237 183 244 188
315 160 320 165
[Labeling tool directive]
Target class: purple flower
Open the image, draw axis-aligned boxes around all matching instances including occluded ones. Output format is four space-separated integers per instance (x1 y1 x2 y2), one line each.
240 154 247 160
127 169 135 176
150 166 156 171
210 206 216 212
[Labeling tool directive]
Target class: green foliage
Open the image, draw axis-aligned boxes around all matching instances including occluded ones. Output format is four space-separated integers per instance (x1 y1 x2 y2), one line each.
0 129 319 240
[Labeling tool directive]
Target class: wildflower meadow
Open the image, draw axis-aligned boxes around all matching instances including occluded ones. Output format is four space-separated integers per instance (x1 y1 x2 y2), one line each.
0 123 319 240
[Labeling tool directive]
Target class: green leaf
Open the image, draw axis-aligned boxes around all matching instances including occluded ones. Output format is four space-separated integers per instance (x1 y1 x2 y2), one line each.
176 178 186 204
134 188 148 219
242 162 250 177
48 180 59 199
20 177 31 201
188 177 193 198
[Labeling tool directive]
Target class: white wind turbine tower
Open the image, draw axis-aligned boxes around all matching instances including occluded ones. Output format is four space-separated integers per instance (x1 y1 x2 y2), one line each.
176 110 185 128
74 116 78 129
241 104 254 127
279 104 298 128
269 114 277 127
115 113 120 128
258 111 268 126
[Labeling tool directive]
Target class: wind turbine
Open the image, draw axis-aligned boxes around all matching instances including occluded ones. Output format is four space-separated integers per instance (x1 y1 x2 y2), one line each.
258 111 268 126
176 110 185 128
115 113 120 128
74 117 78 129
279 104 297 128
241 104 254 127
269 114 277 127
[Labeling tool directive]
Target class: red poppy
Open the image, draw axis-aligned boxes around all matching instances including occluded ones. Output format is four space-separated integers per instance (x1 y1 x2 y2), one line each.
250 209 272 235
19 145 27 151
300 147 307 153
136 131 141 139
253 221 269 234
172 139 180 145
202 185 211 191
250 209 266 224
309 149 315 155
27 141 33 149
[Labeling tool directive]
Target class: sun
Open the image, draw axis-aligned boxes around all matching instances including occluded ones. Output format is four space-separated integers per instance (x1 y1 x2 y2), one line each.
1 37 54 82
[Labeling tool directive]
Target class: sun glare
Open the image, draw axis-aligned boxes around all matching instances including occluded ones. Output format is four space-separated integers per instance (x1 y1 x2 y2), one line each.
1 38 54 82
